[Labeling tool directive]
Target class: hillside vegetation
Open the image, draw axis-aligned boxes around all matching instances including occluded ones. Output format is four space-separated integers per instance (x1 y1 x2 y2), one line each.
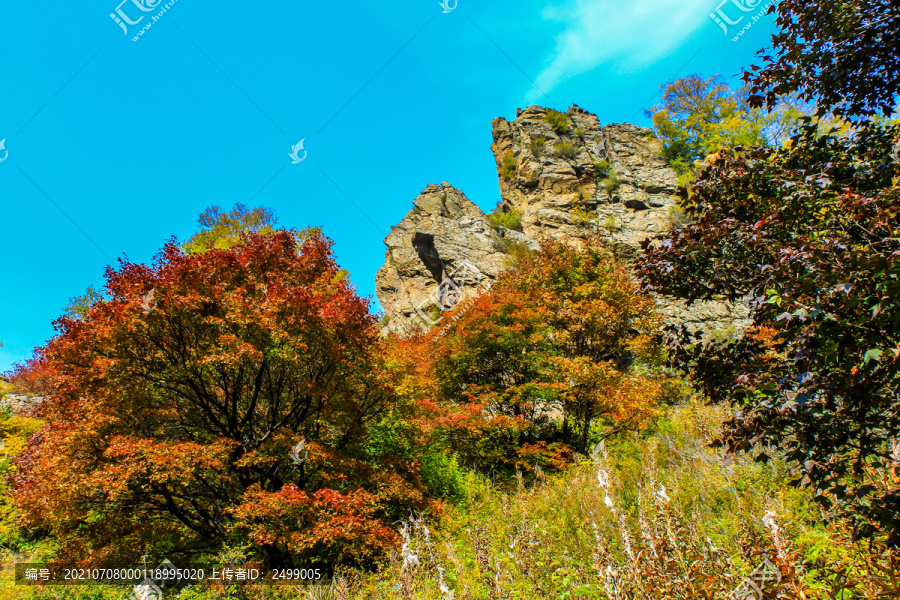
2 1 900 599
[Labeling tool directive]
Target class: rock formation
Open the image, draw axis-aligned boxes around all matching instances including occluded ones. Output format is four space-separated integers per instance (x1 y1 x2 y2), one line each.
375 183 537 334
491 105 680 259
2 393 45 414
376 105 750 337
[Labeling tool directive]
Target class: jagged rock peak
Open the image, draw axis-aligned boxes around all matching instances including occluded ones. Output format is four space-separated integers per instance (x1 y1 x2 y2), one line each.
491 104 680 259
375 183 537 334
375 106 750 339
407 182 484 219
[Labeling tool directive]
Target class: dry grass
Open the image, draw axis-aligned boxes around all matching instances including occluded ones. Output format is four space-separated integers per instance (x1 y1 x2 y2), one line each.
8 400 898 599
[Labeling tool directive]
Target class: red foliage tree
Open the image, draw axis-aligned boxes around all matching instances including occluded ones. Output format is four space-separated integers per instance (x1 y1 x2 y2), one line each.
12 231 431 567
638 122 900 541
418 237 668 471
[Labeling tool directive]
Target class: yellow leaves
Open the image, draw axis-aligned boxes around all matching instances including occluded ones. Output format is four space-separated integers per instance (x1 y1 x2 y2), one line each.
0 414 43 440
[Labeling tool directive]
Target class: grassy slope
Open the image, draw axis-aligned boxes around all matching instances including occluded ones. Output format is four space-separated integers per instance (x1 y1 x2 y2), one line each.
3 400 892 599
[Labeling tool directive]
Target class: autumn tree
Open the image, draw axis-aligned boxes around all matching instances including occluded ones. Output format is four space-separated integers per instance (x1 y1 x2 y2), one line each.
62 285 104 320
744 0 900 119
427 237 668 470
650 75 767 178
649 75 848 184
13 231 431 568
182 204 280 254
639 0 900 545
638 121 900 541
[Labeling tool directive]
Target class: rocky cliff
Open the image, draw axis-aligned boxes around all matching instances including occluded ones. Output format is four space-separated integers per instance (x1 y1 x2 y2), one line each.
491 105 679 258
375 183 538 334
2 393 44 414
376 105 750 337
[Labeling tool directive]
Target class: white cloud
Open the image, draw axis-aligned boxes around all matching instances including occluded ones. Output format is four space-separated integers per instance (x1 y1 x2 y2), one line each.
529 0 712 100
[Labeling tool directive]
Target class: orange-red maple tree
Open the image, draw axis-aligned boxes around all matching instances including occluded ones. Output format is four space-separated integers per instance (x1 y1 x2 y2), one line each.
13 231 431 567
412 237 669 471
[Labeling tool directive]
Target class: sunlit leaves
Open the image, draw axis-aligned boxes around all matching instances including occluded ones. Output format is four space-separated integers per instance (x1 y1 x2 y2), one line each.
423 236 669 470
638 120 900 541
12 231 429 567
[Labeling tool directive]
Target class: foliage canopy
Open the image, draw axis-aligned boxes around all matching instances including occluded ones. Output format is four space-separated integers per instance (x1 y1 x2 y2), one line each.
13 231 431 567
638 120 900 541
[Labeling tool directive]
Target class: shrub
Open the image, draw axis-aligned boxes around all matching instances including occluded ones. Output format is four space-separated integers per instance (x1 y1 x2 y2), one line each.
418 448 473 502
592 159 611 176
529 136 548 156
486 203 523 232
544 109 570 134
602 214 621 231
417 302 442 325
665 205 691 229
555 140 578 159
496 237 534 265
599 173 620 194
499 151 517 178
572 206 595 226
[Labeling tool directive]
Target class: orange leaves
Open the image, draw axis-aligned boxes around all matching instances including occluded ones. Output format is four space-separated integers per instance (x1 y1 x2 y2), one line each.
11 229 429 567
232 484 401 565
393 234 670 470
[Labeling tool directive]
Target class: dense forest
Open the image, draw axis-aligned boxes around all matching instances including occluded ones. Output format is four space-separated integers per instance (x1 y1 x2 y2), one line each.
1 1 899 599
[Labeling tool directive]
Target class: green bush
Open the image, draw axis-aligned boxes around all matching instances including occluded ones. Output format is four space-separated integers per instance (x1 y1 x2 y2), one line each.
486 203 524 232
419 448 474 502
496 237 534 265
529 136 548 156
499 151 517 178
592 159 611 176
543 109 570 134
555 140 577 159
602 214 621 231
572 206 595 226
599 172 620 193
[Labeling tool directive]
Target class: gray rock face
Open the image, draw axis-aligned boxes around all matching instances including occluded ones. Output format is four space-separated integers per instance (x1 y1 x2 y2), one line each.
491 105 681 259
2 394 45 414
376 106 751 338
375 183 538 334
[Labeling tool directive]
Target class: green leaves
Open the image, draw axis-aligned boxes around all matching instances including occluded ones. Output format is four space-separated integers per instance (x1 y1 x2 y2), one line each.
638 119 900 542
862 348 883 364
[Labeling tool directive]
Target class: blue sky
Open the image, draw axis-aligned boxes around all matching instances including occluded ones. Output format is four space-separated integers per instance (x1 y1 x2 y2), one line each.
0 0 777 371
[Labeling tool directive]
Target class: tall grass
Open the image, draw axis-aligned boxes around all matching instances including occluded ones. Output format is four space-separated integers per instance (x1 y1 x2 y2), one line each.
6 400 897 599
